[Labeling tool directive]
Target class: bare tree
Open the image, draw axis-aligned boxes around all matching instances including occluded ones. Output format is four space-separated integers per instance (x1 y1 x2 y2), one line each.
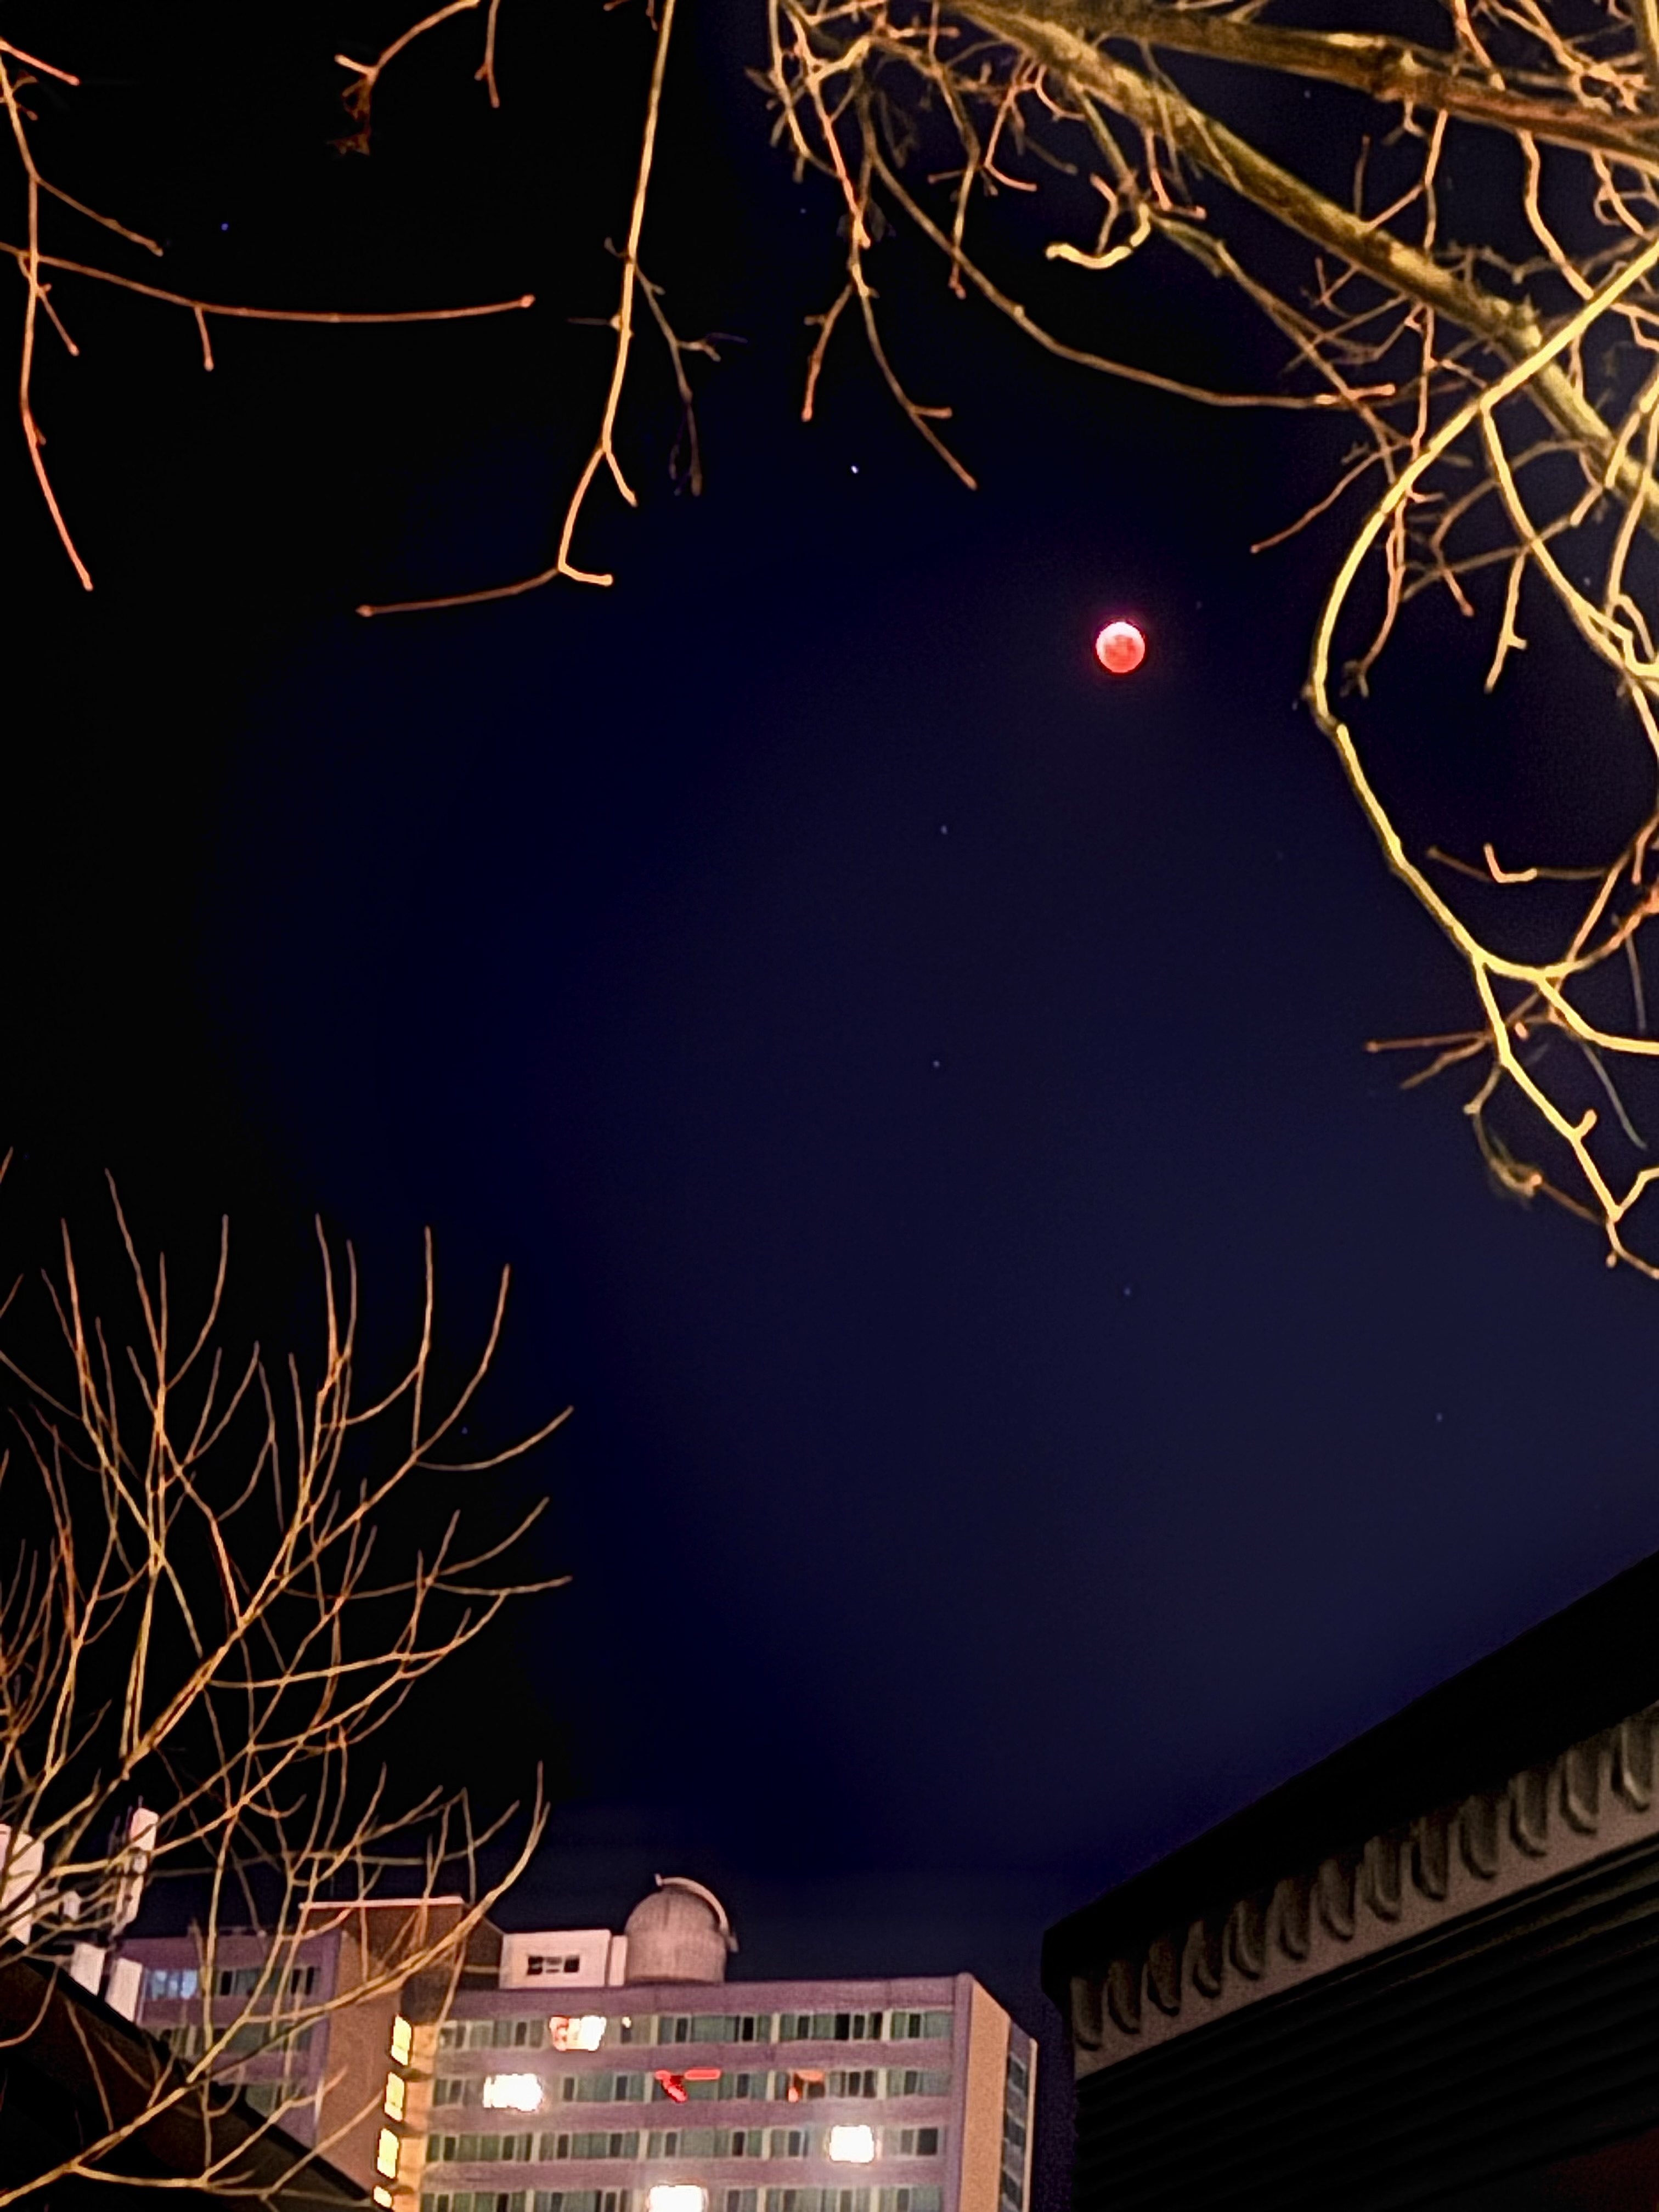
24 0 1659 1270
755 0 1659 1276
324 0 1659 1280
0 1169 565 2202
0 24 533 592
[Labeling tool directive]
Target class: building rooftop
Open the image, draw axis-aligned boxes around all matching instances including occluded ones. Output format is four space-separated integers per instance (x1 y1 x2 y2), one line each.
1043 1541 1659 2002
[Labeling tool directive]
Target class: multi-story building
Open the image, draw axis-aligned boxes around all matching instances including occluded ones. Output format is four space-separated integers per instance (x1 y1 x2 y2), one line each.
123 1899 493 2203
121 1883 1035 2212
413 1882 1034 2212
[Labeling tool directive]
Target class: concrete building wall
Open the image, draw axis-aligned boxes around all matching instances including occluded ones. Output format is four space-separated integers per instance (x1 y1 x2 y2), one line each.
499 1934 625 1992
315 1920 410 2194
952 1978 1008 2212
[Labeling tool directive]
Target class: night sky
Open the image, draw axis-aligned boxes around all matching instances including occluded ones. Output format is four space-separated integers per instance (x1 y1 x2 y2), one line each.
12 4 1659 2201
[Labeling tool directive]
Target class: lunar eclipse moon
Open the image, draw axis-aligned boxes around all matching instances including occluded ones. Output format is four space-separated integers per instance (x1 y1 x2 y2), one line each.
1095 620 1146 675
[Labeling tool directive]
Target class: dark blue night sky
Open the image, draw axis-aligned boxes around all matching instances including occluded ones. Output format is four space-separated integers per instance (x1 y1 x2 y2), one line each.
13 3 1659 2197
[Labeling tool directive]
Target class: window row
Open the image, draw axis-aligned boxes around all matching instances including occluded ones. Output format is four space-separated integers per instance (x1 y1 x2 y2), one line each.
143 1965 319 2004
776 2015 947 2047
736 2190 940 2212
161 2023 315 2061
435 2070 952 2113
642 2132 940 2168
428 2136 546 2168
420 2190 941 2212
421 2193 625 2212
439 2015 951 2058
426 2130 943 2170
445 2021 559 2053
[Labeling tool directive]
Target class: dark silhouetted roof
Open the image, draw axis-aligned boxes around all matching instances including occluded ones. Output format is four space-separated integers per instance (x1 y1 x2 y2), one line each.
1044 1544 1659 2002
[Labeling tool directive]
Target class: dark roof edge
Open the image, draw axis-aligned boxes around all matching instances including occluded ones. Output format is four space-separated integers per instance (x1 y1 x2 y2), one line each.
0 1954 368 2207
1042 1543 1659 2007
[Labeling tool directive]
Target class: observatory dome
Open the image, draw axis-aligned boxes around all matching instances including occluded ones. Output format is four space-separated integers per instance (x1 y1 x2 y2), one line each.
622 1877 737 1984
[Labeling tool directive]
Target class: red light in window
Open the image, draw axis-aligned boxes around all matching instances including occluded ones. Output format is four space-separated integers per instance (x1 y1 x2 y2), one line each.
655 2072 689 2103
683 2070 722 2082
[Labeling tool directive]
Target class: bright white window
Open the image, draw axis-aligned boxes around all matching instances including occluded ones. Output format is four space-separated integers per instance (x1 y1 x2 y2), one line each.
375 2129 400 2179
373 2192 393 2208
383 2074 407 2121
482 2073 545 2113
390 2016 413 2067
827 2128 877 2165
550 2016 607 2052
143 1967 201 2002
646 2188 708 2212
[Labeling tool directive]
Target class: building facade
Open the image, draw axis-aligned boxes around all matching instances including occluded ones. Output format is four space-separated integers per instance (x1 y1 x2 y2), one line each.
123 1900 489 2202
121 1883 1035 2212
416 1970 1031 2212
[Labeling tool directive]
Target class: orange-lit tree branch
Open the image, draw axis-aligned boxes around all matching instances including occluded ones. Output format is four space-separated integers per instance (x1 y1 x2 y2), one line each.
0 1169 567 2202
357 0 686 614
3 32 532 592
335 0 508 149
746 0 1659 1271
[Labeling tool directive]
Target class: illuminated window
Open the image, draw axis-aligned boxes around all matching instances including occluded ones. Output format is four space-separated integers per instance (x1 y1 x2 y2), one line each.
550 2016 608 2053
143 1967 201 2002
783 2074 825 2105
386 2075 408 2120
373 2192 393 2209
392 2017 414 2067
646 2190 708 2212
828 2130 877 2166
376 2130 400 2179
483 2075 546 2113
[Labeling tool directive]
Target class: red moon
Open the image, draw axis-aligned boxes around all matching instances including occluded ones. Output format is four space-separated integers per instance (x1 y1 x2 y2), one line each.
1095 620 1146 675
